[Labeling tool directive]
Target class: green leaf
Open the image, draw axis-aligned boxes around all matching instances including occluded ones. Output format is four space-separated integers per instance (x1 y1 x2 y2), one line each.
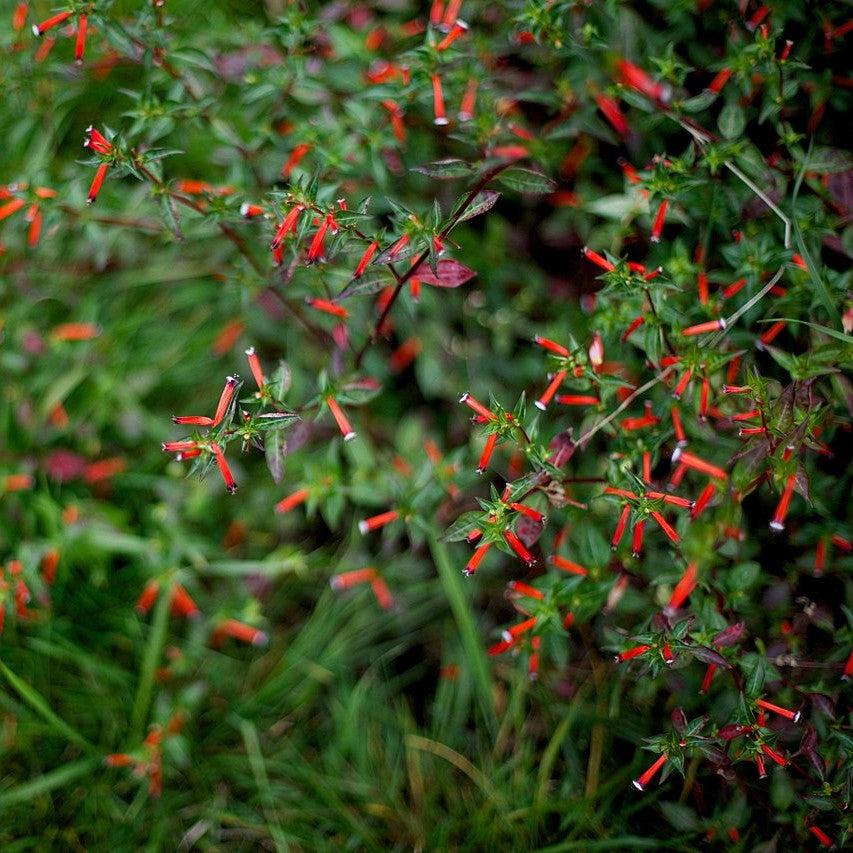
496 168 557 194
454 190 501 224
265 427 287 484
412 159 475 179
718 103 746 139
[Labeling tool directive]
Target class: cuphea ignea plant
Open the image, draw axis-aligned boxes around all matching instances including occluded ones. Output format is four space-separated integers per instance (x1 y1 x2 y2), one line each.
1 0 851 847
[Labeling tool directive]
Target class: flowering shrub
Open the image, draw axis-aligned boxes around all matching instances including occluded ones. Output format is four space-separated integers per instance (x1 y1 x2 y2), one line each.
1 0 852 848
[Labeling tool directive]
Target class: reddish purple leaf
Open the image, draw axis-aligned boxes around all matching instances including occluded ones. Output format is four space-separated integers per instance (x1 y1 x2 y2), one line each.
414 259 477 288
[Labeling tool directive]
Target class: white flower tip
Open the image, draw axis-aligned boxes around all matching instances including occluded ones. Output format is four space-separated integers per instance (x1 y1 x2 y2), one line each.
358 520 369 534
344 431 357 442
632 779 644 791
534 400 547 411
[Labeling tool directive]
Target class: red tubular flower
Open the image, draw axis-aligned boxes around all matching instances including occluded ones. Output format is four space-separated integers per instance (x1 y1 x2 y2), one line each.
631 520 645 557
84 126 112 155
271 204 304 249
502 616 537 643
533 335 569 357
690 482 716 519
220 619 269 646
477 432 498 473
756 698 801 723
162 440 199 454
459 392 495 420
642 451 652 485
681 319 725 337
700 662 717 694
244 347 265 389
458 77 477 121
700 377 710 420
755 752 767 779
135 580 160 615
707 67 733 93
330 568 377 590
504 530 536 566
429 1 444 27
240 203 264 219
0 197 25 222
87 163 109 204
209 443 237 493
672 367 693 400
722 277 747 299
557 394 599 406
631 753 667 791
528 636 541 680
760 743 787 767
581 245 615 272
306 213 332 263
594 93 629 136
807 826 833 849
171 584 200 618
617 644 652 663
732 409 760 422
371 577 394 610
389 337 421 373
32 9 70 35
306 297 348 320
431 73 448 125
679 450 727 481
832 534 852 553
666 562 698 613
12 3 27 31
326 396 356 441
41 549 60 585
171 415 214 427
509 502 545 523
616 59 667 101
769 473 796 532
650 199 669 243
464 542 490 576
547 555 588 576
535 370 567 410
612 504 631 549
813 538 826 575
26 204 42 246
697 271 709 305
74 13 87 64
723 384 750 395
437 20 467 50
507 580 544 600
670 406 686 449
281 143 311 178
275 488 309 514
650 511 680 544
621 315 645 341
353 240 378 278
646 491 692 509
442 0 462 29
211 375 240 425
359 509 399 535
758 320 786 347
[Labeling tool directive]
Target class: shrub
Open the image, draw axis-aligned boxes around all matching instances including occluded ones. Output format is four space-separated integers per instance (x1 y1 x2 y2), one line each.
1 0 851 848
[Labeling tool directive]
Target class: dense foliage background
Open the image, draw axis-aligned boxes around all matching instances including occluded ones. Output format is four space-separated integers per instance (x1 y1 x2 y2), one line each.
1 0 852 849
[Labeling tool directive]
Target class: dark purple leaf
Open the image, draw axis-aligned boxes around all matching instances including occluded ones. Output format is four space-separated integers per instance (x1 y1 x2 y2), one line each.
713 622 747 647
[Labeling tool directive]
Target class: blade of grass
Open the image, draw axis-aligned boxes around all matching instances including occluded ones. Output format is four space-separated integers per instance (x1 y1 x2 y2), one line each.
0 661 94 751
0 757 99 810
239 718 291 853
130 579 172 741
427 530 496 731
